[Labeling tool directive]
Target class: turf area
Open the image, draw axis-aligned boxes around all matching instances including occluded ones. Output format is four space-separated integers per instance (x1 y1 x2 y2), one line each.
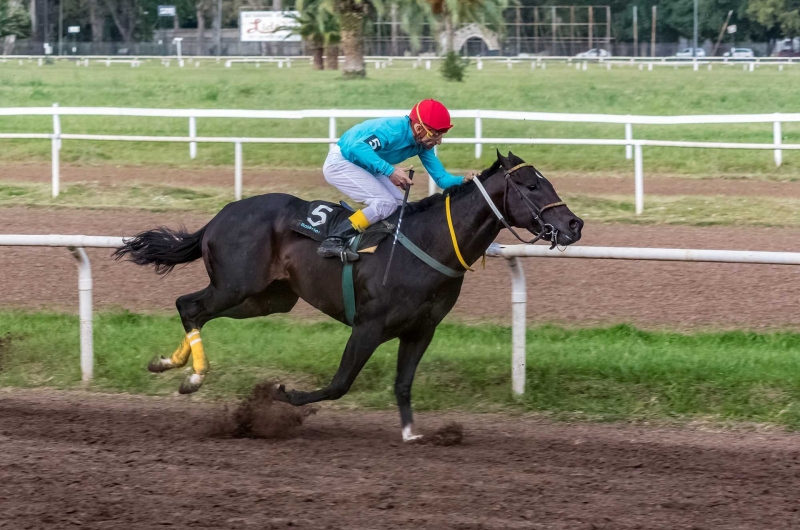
1 310 799 428
1 60 799 176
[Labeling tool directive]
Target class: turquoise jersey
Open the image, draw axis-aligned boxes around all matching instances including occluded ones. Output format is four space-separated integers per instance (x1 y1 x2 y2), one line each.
336 116 464 189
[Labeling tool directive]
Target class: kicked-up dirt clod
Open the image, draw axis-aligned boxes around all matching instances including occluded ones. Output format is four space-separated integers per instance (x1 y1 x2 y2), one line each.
208 381 316 439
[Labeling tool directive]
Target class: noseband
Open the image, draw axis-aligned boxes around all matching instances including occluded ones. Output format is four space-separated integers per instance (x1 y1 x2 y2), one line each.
473 163 570 249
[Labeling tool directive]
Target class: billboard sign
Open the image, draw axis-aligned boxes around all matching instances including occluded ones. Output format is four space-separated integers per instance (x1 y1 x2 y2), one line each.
157 5 177 17
239 11 301 42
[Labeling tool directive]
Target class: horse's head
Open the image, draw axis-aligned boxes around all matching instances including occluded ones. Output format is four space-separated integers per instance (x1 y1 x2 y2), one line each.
492 150 583 247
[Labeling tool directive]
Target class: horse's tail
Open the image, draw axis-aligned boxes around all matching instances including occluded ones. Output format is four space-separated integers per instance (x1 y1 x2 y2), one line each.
113 224 208 276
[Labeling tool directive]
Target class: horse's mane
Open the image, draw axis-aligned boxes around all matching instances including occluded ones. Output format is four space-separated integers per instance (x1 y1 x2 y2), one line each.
405 159 503 216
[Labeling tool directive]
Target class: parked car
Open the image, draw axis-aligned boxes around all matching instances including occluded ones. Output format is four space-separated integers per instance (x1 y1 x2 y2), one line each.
724 47 755 58
575 48 611 58
674 48 706 58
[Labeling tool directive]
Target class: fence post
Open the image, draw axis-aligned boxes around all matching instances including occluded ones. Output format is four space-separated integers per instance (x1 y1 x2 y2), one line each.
474 111 482 159
69 246 93 383
52 103 61 198
635 143 644 215
328 116 336 151
508 257 526 396
774 118 783 168
234 141 243 201
189 116 197 159
625 120 633 160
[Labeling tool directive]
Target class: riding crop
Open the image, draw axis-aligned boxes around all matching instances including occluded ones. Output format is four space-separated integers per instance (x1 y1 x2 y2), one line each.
382 168 414 286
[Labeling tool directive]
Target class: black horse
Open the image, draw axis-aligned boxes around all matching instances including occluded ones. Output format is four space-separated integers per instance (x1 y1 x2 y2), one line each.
115 151 583 441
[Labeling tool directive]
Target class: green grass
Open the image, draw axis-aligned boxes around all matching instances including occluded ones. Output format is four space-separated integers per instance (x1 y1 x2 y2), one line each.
5 179 800 228
1 310 800 427
1 60 800 176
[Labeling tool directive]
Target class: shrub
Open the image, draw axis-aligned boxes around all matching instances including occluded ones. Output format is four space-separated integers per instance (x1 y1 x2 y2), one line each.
440 52 470 82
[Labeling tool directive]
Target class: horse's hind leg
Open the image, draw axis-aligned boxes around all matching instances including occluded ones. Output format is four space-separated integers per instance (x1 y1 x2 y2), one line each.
148 282 299 394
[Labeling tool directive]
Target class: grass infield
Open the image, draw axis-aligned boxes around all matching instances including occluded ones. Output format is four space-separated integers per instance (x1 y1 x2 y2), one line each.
1 61 800 176
1 310 799 428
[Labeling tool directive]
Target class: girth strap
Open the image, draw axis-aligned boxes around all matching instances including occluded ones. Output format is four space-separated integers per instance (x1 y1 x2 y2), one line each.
342 233 362 326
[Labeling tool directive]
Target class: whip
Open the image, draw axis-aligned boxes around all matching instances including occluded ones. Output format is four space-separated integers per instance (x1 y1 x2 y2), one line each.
382 169 414 286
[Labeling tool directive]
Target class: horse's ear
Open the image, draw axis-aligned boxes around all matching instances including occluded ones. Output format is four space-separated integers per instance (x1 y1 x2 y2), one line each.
497 149 511 169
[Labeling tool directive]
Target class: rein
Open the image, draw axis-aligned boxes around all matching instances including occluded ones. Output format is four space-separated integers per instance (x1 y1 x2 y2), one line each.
473 163 569 250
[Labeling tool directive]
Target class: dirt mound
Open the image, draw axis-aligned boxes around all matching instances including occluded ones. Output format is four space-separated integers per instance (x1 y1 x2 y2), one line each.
420 422 464 446
207 381 316 439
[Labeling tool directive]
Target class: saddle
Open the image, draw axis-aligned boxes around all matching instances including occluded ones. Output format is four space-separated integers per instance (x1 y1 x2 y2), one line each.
290 200 395 255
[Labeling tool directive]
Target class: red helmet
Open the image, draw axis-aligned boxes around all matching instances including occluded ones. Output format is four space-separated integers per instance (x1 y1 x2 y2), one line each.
410 99 453 132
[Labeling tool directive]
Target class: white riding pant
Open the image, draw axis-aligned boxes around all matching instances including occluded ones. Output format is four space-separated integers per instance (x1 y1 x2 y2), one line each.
323 146 403 225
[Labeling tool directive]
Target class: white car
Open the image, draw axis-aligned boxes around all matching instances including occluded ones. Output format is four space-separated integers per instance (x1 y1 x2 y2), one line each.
575 48 611 58
724 47 754 58
675 48 706 58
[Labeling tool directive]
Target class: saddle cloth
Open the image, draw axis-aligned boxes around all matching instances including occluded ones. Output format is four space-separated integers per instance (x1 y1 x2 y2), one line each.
290 200 394 253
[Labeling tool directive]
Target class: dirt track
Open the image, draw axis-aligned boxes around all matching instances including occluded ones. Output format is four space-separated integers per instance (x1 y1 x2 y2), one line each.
8 162 800 198
0 389 798 529
2 205 800 329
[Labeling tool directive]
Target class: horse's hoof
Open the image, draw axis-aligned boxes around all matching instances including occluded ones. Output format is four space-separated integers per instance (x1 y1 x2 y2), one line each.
178 373 204 394
147 355 172 373
402 425 423 443
272 383 291 403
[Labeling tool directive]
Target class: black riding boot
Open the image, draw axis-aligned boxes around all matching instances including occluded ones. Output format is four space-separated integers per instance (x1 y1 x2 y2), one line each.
318 226 361 261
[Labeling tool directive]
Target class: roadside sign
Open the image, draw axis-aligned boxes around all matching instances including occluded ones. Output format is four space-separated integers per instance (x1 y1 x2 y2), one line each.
239 11 301 42
157 5 176 17
727 25 737 34
68 26 80 34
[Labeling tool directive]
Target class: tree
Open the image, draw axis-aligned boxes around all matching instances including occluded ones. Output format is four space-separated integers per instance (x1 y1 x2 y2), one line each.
748 0 800 36
196 0 213 54
103 0 139 43
314 0 382 78
289 0 340 69
1 0 28 54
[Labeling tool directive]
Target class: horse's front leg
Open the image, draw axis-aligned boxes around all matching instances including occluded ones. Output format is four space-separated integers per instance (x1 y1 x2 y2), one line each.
395 326 437 442
275 321 384 406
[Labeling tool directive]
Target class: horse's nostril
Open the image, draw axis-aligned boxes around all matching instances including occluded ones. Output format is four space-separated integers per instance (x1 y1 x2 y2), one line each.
569 218 582 233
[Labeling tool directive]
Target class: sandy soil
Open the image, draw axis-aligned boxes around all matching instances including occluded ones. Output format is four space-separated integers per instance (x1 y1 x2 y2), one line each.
0 389 798 530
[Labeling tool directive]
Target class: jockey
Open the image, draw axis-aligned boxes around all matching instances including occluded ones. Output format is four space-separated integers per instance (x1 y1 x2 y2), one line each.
318 98 473 261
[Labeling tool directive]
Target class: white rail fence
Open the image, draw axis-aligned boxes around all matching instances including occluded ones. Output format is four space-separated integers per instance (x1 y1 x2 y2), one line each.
486 242 800 395
4 234 800 395
0 235 124 382
1 105 799 212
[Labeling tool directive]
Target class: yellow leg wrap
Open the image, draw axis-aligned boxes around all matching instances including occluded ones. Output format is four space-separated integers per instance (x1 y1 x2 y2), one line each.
169 337 192 367
188 329 209 376
348 209 371 232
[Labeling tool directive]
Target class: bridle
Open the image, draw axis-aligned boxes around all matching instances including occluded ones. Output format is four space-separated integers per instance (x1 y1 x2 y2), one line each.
473 162 571 250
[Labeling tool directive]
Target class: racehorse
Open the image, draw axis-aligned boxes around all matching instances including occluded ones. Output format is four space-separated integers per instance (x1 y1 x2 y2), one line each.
114 151 583 441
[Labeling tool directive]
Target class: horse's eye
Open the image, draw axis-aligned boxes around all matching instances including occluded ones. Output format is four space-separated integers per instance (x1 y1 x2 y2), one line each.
527 184 537 190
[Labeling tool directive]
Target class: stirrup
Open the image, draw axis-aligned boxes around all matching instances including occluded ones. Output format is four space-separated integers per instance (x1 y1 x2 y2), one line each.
318 237 359 262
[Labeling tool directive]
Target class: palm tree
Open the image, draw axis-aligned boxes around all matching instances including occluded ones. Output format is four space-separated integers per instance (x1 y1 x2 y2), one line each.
314 0 383 78
288 1 331 70
320 9 341 70
0 0 28 41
